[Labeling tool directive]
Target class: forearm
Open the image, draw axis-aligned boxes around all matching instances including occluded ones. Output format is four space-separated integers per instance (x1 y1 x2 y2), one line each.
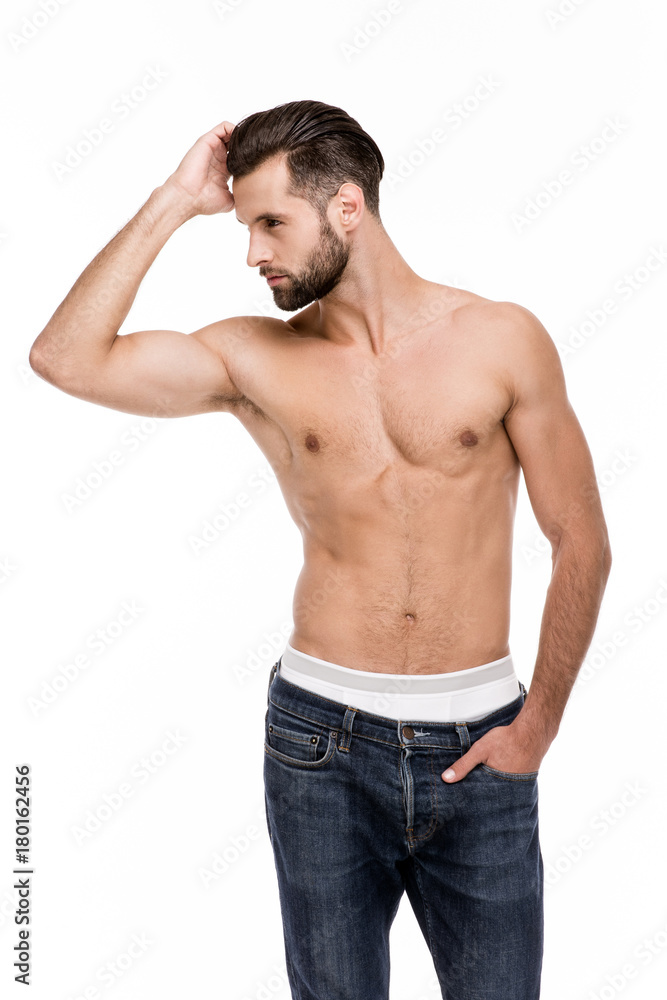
516 534 612 747
29 184 194 381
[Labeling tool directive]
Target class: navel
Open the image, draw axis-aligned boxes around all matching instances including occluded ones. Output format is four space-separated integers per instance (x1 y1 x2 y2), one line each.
459 430 478 447
305 433 320 453
404 613 416 622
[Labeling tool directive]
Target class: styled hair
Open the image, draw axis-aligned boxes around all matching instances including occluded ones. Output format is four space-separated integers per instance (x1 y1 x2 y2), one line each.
226 99 385 222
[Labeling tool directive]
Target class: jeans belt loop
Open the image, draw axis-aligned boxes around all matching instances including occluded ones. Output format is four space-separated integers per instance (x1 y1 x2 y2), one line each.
456 723 471 753
267 658 280 702
337 706 357 752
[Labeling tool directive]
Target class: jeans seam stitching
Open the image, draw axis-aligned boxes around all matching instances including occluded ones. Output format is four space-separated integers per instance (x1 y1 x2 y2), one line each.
413 860 440 973
479 763 539 781
264 730 337 769
412 749 440 844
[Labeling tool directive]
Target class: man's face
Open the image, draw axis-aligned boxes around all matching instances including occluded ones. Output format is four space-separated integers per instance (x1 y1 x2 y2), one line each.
232 155 350 312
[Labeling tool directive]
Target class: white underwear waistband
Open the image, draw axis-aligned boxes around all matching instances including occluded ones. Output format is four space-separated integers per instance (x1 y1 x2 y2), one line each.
278 642 521 723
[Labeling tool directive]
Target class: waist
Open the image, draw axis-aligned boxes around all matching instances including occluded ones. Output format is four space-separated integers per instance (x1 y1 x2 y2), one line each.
292 560 512 673
279 642 520 722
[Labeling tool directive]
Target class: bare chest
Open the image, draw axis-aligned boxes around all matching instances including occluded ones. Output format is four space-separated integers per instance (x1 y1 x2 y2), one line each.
298 366 493 469
233 325 515 481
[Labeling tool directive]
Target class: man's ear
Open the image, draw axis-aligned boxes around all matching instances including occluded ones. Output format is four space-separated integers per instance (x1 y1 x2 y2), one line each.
335 182 365 231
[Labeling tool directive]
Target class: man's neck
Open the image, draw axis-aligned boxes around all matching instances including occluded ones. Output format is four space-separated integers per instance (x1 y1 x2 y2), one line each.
313 226 430 355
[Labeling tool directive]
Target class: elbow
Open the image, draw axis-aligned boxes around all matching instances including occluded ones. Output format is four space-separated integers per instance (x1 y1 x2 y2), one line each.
28 328 54 376
580 530 612 584
601 533 612 580
28 338 72 388
29 344 47 376
28 345 60 386
551 525 612 579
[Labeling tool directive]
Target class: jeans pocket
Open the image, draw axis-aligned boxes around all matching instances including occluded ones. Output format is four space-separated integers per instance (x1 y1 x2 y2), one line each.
479 763 539 781
264 704 337 769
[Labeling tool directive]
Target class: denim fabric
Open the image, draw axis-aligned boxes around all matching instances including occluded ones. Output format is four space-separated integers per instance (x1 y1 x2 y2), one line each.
263 655 543 1000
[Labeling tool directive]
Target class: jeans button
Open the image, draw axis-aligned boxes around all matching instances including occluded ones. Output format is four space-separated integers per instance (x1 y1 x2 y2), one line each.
402 725 414 739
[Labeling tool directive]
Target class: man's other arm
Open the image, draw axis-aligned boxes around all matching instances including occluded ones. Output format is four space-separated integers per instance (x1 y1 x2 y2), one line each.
501 302 612 745
442 301 612 781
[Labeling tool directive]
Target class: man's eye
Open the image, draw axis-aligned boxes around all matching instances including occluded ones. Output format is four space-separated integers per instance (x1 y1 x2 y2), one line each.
266 220 281 228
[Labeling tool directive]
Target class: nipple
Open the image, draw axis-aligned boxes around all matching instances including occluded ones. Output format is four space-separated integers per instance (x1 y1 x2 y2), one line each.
305 434 320 453
459 430 478 447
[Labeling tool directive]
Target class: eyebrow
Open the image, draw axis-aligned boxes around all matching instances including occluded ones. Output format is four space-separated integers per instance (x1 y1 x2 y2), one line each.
236 212 289 225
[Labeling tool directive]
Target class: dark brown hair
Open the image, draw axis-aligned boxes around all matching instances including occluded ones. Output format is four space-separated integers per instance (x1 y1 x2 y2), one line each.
226 99 385 222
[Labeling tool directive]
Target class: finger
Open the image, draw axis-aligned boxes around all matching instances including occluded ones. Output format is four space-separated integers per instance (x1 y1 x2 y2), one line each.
209 120 236 140
441 748 481 782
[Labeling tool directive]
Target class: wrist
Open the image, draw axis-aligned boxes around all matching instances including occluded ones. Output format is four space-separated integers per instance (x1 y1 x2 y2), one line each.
147 182 198 229
511 706 559 752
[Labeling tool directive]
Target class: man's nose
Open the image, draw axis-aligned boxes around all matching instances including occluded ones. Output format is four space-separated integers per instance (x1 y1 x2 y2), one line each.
246 235 272 269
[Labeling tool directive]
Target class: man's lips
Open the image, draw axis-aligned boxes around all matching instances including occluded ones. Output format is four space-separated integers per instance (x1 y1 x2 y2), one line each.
266 275 286 286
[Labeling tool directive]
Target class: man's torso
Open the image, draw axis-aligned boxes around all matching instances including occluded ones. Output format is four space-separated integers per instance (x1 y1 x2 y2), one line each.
216 283 522 675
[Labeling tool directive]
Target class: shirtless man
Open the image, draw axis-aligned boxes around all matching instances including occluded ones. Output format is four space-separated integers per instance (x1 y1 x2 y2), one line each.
29 102 611 1000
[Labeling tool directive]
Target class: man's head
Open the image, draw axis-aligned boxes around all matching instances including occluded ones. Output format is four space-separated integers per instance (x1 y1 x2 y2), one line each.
226 100 385 311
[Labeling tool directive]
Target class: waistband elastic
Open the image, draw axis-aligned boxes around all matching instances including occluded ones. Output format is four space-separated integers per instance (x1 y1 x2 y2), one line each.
276 642 521 723
281 641 516 694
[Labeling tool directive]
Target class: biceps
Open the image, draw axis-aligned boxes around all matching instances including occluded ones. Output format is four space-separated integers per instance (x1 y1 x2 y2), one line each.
70 328 242 418
507 400 606 546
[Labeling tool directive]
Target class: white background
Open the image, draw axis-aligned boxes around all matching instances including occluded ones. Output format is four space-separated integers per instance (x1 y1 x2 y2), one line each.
2 0 667 997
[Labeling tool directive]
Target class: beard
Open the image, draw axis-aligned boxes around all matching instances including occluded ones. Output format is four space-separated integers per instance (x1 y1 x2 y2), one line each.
269 215 351 312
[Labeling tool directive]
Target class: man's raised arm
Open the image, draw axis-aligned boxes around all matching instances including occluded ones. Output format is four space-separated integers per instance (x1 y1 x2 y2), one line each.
28 120 245 418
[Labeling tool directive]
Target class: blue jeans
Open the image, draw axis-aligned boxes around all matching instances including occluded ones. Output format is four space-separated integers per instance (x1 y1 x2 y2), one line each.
263 656 544 1000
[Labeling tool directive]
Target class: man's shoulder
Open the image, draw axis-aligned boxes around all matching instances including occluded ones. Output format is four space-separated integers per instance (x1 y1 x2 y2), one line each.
447 292 557 358
192 314 305 369
199 313 299 342
448 290 539 329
